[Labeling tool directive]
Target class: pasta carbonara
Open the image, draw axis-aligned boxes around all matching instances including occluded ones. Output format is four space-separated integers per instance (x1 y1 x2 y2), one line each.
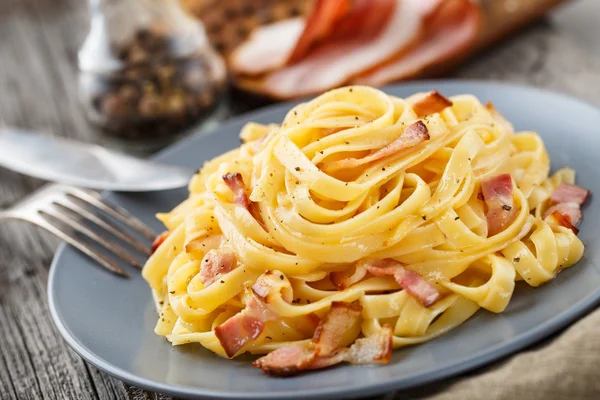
143 86 589 376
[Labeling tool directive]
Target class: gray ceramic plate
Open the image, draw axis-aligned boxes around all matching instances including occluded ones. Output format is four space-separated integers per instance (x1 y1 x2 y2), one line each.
48 81 600 400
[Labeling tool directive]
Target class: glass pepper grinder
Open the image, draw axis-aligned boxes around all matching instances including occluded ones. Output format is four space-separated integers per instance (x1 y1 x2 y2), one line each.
78 0 227 150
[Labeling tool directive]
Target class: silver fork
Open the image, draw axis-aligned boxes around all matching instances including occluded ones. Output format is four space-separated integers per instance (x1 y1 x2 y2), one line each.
0 183 158 277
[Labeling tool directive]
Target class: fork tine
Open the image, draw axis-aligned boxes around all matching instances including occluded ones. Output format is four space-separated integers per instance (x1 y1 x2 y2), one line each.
55 200 152 256
40 208 144 269
37 217 128 277
69 188 157 241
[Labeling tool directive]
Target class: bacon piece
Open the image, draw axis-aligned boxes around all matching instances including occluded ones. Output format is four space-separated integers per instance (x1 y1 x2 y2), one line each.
480 174 517 237
252 270 294 304
343 324 393 364
215 295 276 358
550 183 590 205
411 91 453 117
151 231 169 254
545 202 582 234
223 172 267 230
330 263 368 289
313 302 362 357
253 300 393 376
252 345 317 377
323 121 429 173
364 259 441 307
223 172 250 209
215 270 296 357
394 268 441 307
200 249 236 287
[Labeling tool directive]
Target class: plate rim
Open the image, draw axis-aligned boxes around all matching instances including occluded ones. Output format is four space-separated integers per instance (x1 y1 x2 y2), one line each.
48 79 600 400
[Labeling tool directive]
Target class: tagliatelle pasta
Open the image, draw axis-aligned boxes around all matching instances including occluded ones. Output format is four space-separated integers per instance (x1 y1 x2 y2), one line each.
142 86 588 375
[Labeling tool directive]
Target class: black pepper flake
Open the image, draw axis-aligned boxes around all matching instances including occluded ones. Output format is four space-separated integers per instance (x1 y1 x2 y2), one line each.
220 280 225 284
280 274 284 280
292 298 301 304
295 180 300 184
502 205 512 211
159 301 164 305
513 257 521 262
345 141 350 144
294 111 297 115
306 300 311 304
295 167 301 171
349 88 353 92
382 167 386 171
477 193 484 200
269 173 273 177
355 116 359 120
454 216 460 220
422 215 427 220
169 291 175 294
468 158 472 161
266 336 273 340
320 151 324 154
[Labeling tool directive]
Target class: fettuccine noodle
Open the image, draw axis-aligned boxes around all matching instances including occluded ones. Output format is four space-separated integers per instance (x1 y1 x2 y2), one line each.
143 86 585 371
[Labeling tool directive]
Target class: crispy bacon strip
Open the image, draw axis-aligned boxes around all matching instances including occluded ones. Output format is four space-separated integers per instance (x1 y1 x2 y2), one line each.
364 259 441 307
151 231 169 254
480 174 517 237
222 172 250 209
313 302 362 356
411 90 453 117
253 300 393 376
200 249 236 287
550 183 590 205
323 121 429 173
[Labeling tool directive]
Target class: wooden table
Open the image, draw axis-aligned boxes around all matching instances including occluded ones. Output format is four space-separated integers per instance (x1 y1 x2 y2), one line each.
1 1 600 399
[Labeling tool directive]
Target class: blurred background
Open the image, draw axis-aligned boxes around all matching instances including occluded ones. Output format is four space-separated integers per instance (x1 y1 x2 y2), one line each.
1 0 598 156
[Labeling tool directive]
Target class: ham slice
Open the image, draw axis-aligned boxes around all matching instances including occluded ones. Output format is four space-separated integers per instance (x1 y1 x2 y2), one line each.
323 121 429 173
550 183 590 205
411 91 453 117
253 301 393 376
229 18 305 76
363 259 441 307
231 0 396 77
480 174 517 237
236 0 425 99
287 0 353 64
151 231 169 254
357 0 480 86
200 249 236 287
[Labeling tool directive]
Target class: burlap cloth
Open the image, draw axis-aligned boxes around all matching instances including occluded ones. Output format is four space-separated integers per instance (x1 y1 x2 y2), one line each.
388 307 600 399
